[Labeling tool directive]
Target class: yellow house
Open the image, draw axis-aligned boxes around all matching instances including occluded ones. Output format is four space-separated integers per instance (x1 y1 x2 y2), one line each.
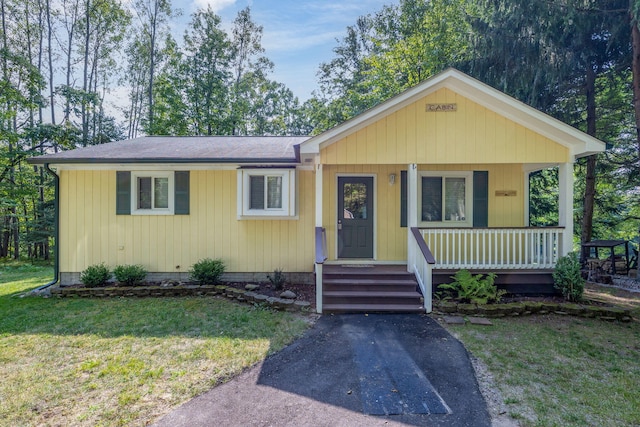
30 69 605 313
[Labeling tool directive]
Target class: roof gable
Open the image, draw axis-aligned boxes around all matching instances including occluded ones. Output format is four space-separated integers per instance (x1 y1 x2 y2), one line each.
300 68 605 160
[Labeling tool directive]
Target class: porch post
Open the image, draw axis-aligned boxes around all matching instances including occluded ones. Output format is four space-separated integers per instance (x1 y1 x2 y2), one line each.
524 170 531 226
558 161 574 256
315 163 323 313
407 164 418 272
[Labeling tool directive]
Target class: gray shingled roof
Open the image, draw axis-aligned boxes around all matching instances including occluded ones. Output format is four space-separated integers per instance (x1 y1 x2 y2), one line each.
28 136 310 164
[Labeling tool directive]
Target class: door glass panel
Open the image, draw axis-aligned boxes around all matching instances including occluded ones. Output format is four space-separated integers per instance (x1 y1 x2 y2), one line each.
445 177 466 221
343 183 367 219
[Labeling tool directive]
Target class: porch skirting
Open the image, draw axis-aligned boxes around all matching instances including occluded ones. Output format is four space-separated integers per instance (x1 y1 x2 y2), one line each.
433 269 557 295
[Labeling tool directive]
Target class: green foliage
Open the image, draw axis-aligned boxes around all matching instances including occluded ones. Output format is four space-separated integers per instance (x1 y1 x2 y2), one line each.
80 263 112 288
438 269 505 304
266 268 286 291
189 258 226 285
553 252 585 302
113 264 147 286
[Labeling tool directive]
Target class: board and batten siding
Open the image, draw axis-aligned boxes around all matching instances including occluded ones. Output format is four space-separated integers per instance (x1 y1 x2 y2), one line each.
319 87 569 165
320 164 525 262
59 169 315 275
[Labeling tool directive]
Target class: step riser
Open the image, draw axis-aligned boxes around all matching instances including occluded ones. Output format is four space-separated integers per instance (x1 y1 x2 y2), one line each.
324 284 418 292
322 297 421 306
324 274 415 281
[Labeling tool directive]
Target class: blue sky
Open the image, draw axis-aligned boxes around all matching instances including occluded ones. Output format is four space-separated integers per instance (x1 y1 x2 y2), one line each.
177 0 394 101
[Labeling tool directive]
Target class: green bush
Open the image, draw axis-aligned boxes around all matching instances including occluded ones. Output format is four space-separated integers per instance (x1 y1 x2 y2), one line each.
267 268 286 291
438 269 505 304
80 263 112 288
553 252 584 302
189 258 226 285
113 264 147 286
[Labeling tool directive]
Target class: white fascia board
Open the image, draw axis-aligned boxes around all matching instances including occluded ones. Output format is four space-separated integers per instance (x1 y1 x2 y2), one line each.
52 162 300 171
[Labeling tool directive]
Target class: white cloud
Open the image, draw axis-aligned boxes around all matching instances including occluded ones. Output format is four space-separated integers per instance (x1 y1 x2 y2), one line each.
192 0 237 12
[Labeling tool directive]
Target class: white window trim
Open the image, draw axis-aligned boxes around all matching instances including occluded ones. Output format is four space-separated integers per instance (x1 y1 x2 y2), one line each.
418 171 473 227
237 169 297 219
131 171 175 215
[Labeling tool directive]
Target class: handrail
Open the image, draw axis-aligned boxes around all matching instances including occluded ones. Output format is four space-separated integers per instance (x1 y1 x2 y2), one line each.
410 227 436 264
315 227 327 264
410 227 435 313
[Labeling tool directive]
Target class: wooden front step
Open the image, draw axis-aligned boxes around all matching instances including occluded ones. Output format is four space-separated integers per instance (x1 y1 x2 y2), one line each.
322 265 424 313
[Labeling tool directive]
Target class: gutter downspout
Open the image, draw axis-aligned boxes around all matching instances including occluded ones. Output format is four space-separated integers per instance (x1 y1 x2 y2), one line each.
35 163 59 291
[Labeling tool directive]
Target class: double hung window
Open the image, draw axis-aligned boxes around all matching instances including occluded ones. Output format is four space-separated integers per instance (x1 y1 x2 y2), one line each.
419 171 472 226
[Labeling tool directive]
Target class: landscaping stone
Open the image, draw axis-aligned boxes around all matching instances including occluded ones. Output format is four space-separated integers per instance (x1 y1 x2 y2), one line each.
468 317 493 326
280 290 297 299
475 304 506 318
435 301 458 313
503 302 526 316
457 303 477 315
293 300 311 310
245 284 260 291
562 303 586 316
442 316 466 325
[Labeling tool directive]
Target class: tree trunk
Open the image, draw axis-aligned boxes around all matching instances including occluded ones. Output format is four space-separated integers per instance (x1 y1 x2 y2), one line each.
580 65 598 258
631 7 640 260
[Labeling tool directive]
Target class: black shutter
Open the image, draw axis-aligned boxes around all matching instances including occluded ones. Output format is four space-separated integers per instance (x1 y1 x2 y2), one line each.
116 171 131 215
175 171 190 215
400 170 407 227
473 171 489 227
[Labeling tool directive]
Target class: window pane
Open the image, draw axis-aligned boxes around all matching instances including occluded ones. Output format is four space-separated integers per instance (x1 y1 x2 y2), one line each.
154 177 169 209
343 183 367 219
445 177 466 221
138 177 151 209
267 176 282 209
249 176 265 209
421 177 442 221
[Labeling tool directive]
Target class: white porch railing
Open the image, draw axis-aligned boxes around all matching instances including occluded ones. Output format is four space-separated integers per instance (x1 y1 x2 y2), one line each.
420 227 563 269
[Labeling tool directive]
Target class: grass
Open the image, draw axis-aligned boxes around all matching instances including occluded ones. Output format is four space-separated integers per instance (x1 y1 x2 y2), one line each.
0 261 311 426
447 303 640 426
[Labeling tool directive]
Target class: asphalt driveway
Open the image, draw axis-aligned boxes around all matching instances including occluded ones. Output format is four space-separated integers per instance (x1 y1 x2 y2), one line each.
154 314 490 426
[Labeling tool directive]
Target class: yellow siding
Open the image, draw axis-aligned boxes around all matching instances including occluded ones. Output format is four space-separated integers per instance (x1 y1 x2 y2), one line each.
60 169 315 274
320 87 570 165
319 163 525 262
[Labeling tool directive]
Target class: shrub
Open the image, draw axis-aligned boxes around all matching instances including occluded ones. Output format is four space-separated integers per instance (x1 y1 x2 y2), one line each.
266 268 286 291
113 264 147 286
438 269 505 304
553 252 584 302
80 263 112 288
189 258 226 285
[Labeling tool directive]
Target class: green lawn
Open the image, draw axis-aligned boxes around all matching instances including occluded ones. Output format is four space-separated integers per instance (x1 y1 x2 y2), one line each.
0 262 311 426
447 312 640 427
